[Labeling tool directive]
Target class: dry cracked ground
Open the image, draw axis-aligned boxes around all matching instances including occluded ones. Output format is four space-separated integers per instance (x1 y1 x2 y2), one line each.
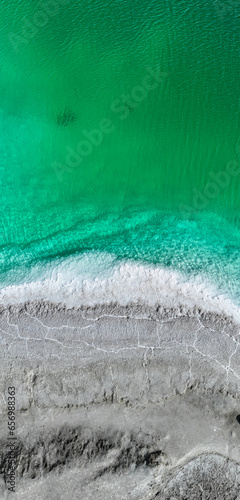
1 301 240 498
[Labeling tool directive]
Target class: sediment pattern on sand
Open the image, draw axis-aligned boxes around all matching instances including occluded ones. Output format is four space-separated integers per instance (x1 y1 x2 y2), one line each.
1 301 240 498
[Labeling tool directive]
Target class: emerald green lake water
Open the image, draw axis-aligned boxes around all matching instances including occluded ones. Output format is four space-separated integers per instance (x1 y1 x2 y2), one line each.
1 0 240 305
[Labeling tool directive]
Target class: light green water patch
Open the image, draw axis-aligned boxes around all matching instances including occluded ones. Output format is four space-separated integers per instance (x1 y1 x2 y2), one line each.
0 0 240 300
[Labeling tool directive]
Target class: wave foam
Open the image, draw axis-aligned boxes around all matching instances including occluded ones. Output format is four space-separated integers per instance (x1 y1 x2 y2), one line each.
1 252 240 322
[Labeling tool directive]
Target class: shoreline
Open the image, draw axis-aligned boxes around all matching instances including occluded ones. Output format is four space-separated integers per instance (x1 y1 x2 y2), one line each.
1 256 240 323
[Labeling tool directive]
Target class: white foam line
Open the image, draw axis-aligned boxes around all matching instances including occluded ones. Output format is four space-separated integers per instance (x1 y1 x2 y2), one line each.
0 253 240 323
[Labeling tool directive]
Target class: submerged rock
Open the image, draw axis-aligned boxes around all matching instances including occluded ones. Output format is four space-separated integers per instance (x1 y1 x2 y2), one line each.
57 110 77 127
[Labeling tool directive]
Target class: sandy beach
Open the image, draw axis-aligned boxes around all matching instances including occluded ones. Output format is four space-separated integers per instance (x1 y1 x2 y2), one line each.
1 300 240 498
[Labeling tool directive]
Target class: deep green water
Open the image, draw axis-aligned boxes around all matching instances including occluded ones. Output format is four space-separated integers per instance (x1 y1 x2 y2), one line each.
1 0 240 303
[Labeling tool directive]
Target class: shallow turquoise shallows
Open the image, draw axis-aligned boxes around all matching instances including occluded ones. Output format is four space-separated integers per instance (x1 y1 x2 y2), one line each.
1 0 240 303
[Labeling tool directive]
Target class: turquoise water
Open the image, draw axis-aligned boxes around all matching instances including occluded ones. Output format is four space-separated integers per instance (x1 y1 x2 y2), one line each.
1 0 240 304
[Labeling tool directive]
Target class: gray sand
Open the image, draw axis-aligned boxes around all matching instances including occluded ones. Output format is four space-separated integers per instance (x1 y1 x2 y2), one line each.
1 301 240 498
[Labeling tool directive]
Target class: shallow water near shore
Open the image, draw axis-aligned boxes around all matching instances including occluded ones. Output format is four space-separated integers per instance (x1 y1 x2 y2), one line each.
1 0 240 310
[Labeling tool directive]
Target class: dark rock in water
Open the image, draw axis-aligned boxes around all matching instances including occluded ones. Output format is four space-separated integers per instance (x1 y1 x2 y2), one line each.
57 110 77 127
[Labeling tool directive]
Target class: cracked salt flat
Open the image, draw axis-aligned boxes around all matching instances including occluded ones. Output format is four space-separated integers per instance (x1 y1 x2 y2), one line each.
1 307 240 393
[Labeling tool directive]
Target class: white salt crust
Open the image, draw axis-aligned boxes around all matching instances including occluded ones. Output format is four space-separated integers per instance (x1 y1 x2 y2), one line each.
0 252 240 322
